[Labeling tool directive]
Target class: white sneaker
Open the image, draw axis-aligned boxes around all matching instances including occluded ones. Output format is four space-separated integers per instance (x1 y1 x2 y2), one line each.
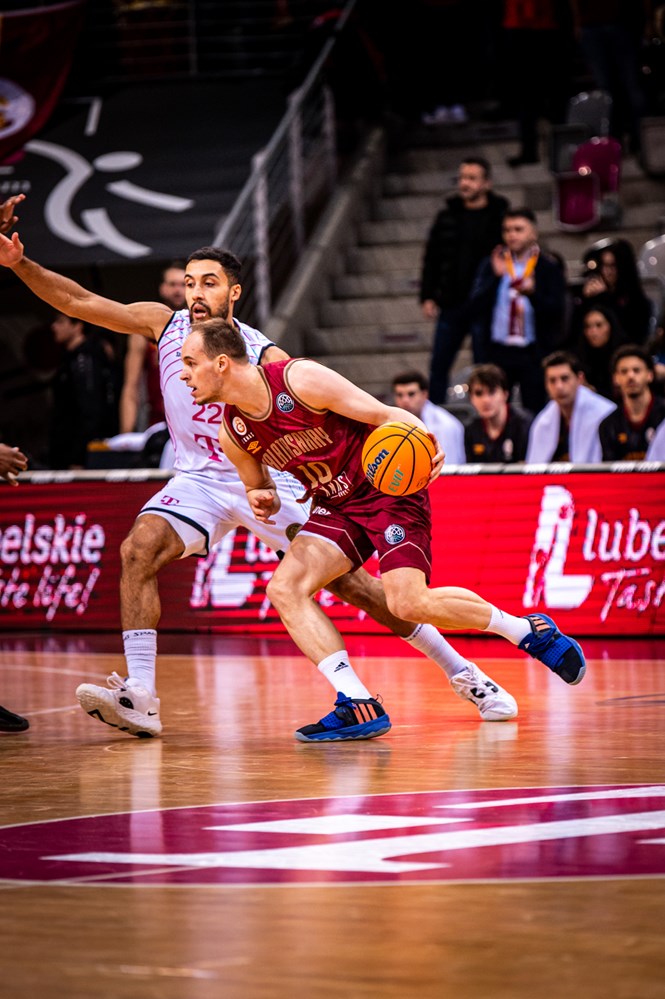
421 105 451 126
76 672 162 738
448 104 468 124
450 664 518 722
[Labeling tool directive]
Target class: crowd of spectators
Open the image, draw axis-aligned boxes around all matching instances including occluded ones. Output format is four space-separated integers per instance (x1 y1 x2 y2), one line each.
415 144 665 465
3 0 665 477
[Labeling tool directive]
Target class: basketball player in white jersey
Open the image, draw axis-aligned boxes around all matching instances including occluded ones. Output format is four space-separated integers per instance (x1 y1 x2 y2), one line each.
0 224 517 737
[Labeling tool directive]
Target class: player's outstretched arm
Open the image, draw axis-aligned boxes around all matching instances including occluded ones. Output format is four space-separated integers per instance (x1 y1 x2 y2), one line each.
0 231 170 339
286 360 429 432
218 421 281 524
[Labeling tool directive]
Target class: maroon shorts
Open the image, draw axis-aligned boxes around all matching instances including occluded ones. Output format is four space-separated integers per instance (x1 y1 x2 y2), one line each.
300 480 432 580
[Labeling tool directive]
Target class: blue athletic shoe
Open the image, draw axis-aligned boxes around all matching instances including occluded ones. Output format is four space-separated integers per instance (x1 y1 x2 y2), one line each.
518 613 586 685
295 692 391 743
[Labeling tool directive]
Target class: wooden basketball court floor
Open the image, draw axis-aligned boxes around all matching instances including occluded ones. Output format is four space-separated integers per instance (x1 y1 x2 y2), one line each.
1 631 664 999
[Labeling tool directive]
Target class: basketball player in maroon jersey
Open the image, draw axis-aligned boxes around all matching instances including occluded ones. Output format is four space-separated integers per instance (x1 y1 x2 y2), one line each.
0 203 517 735
180 318 587 742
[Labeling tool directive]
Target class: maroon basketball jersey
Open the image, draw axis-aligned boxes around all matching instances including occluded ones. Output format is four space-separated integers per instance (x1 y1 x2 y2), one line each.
223 359 372 504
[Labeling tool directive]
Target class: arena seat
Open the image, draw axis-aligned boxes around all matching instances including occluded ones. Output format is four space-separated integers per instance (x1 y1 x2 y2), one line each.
571 137 622 195
553 171 601 232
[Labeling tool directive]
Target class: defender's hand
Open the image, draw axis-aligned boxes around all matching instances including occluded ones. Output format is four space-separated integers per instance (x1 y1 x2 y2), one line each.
0 194 25 235
0 444 28 486
0 231 25 268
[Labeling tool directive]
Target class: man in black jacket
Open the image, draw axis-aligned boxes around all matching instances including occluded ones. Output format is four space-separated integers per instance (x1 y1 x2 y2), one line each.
419 157 509 404
49 313 119 469
469 208 566 414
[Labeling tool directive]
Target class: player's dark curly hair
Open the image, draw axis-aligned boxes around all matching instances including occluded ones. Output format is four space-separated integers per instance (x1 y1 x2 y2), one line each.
186 247 242 285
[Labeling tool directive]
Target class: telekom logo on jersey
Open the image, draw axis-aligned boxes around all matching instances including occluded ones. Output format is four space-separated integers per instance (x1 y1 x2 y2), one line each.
523 485 665 620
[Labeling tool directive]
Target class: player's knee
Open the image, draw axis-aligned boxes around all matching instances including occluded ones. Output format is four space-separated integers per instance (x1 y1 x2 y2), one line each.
120 531 150 573
265 571 290 611
385 589 422 622
120 519 170 572
266 566 309 611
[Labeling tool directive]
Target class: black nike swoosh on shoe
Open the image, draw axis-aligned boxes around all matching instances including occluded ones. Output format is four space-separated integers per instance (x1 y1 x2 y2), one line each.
147 711 158 716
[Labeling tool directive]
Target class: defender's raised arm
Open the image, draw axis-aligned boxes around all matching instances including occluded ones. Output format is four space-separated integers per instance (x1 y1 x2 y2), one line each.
0 231 170 339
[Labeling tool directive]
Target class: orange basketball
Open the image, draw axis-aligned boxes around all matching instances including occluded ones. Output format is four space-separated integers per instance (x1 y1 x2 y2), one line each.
362 421 436 496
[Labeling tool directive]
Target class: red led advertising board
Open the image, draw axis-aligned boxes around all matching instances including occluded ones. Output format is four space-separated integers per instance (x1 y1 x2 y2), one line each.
0 470 663 634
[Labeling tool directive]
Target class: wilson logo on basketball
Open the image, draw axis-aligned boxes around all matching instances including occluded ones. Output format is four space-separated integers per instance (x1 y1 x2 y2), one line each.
362 422 435 497
2 785 665 886
365 448 389 484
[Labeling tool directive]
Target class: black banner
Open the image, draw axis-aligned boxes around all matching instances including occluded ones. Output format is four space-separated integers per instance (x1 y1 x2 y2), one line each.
2 79 287 265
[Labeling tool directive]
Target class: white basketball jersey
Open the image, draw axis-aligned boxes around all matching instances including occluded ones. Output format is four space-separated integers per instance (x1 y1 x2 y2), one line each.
158 309 272 481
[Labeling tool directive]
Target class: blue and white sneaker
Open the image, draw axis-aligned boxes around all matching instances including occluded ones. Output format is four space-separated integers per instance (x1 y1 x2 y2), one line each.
295 692 391 743
518 614 586 685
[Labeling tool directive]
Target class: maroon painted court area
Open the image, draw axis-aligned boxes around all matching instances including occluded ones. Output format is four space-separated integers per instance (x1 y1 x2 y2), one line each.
3 784 665 886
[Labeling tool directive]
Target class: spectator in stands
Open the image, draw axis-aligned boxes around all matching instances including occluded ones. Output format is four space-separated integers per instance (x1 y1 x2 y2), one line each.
391 369 466 465
575 304 626 399
464 363 532 462
570 0 648 152
526 351 616 463
396 0 471 126
501 0 572 166
568 239 653 347
419 157 509 404
470 208 567 415
49 313 119 469
288 3 387 149
599 345 665 460
119 262 185 432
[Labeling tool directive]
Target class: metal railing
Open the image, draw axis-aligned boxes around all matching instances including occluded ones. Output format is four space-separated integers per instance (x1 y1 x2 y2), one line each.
212 0 358 330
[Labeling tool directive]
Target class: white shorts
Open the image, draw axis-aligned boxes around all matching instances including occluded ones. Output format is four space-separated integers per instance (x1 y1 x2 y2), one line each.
138 471 309 558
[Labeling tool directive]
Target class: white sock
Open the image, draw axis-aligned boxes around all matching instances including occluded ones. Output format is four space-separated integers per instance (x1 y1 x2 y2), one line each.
403 623 471 679
317 650 372 699
484 606 531 645
122 629 157 695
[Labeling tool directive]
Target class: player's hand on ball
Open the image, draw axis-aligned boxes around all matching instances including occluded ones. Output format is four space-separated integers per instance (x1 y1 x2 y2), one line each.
428 434 444 482
362 421 437 496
